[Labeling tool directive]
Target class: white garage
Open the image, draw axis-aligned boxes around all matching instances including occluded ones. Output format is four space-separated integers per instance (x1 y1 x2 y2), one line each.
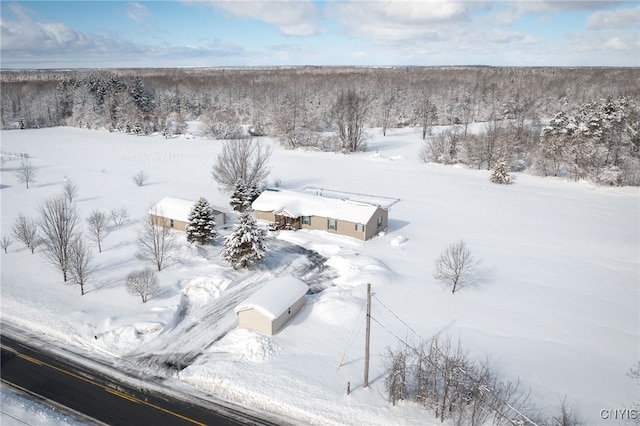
234 276 308 336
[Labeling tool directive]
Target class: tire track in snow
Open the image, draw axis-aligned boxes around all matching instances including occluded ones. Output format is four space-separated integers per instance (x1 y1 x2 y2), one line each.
123 238 336 374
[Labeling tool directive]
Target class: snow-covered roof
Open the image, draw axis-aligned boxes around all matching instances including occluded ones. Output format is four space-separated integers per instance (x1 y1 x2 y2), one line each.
150 197 225 222
252 189 384 224
234 276 308 321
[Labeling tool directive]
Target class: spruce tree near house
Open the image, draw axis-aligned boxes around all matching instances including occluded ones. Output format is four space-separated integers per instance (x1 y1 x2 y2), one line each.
186 197 217 245
229 179 250 212
221 211 266 269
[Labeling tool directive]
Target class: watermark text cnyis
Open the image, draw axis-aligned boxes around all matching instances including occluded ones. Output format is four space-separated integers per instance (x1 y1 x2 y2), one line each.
600 409 638 420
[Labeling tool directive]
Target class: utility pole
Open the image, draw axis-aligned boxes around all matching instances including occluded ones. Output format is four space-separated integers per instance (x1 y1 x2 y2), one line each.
364 283 371 388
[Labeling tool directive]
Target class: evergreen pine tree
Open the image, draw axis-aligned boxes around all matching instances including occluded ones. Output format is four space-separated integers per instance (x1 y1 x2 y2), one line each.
221 211 266 269
246 182 261 205
186 197 217 244
490 161 512 184
229 178 250 212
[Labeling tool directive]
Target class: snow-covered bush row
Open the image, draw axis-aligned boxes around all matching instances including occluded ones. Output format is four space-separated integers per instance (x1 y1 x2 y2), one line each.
383 335 582 426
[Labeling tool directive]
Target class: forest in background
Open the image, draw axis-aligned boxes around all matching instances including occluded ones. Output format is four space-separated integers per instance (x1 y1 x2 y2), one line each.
2 66 639 185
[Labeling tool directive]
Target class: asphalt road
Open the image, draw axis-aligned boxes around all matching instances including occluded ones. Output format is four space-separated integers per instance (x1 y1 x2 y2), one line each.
0 334 279 426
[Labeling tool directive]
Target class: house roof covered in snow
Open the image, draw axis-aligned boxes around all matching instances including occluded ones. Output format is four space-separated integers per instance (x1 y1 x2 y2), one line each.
150 197 224 222
234 276 308 320
252 189 384 224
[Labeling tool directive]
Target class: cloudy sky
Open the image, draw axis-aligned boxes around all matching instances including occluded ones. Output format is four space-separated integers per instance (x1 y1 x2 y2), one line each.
1 1 638 69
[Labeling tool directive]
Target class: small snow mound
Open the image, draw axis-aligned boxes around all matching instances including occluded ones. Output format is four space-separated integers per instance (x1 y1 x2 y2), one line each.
97 322 161 355
370 151 394 161
326 252 393 286
390 235 407 247
211 329 280 362
309 287 365 326
182 277 230 307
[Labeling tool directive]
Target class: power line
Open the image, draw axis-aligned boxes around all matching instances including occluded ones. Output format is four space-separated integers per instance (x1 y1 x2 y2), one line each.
372 294 421 340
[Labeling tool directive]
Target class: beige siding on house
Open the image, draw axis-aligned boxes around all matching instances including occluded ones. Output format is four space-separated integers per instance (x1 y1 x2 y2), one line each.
255 211 276 222
300 215 366 240
292 207 389 240
150 214 188 232
364 207 389 240
256 206 389 241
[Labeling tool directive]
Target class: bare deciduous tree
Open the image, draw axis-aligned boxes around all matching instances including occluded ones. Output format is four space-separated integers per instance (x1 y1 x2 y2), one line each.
433 239 480 294
14 158 37 189
384 346 408 406
136 206 175 271
12 213 40 253
126 267 159 303
211 138 272 192
429 127 462 165
1 235 13 253
39 195 80 282
551 396 583 426
63 178 79 202
200 110 244 140
68 236 92 295
87 210 109 252
417 97 438 140
133 170 149 187
332 89 370 153
109 207 129 227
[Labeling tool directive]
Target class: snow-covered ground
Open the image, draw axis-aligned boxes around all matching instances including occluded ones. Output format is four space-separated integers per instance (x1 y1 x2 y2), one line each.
1 125 638 425
1 383 89 426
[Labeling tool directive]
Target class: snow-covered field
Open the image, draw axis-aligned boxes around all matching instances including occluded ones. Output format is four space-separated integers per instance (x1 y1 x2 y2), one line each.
1 125 638 425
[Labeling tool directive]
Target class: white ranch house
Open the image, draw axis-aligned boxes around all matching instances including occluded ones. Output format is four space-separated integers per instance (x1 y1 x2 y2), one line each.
234 276 309 336
251 189 388 241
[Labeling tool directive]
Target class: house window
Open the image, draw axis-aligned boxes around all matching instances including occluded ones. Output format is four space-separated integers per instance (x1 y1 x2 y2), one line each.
377 216 383 228
169 219 175 228
355 223 365 232
302 216 311 225
327 219 338 230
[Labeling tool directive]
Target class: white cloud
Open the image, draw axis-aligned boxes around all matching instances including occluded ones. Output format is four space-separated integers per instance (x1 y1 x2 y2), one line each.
188 1 322 36
487 1 629 27
565 30 639 56
587 5 640 30
0 4 246 68
1 4 100 53
604 36 628 50
325 0 485 46
127 2 152 23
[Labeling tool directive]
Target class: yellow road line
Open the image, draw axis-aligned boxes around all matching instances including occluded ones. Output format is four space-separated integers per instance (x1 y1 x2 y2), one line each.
105 388 141 404
17 353 43 365
4 345 207 426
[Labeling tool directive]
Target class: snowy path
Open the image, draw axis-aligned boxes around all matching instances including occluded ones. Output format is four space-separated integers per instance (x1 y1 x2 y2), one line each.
124 238 336 374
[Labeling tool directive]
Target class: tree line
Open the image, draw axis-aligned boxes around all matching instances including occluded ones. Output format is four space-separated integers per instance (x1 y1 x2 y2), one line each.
1 66 638 184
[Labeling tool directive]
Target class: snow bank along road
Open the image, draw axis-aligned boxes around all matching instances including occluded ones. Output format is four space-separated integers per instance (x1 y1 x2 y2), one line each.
0 326 287 426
